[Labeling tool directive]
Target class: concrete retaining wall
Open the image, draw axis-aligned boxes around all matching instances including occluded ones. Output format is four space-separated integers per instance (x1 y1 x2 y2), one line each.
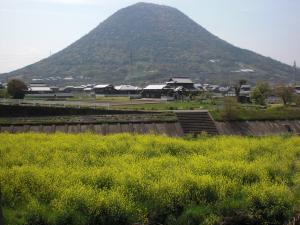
0 122 184 137
216 120 300 136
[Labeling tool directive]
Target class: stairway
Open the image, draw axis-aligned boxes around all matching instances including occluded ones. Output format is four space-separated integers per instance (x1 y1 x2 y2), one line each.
176 111 219 135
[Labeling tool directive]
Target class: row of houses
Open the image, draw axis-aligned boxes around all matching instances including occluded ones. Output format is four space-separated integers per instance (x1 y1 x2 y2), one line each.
26 77 201 99
19 77 300 100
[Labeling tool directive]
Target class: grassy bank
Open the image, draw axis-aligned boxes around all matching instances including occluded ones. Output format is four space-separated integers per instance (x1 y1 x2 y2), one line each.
112 101 217 111
212 106 300 121
68 96 131 102
1 133 300 225
112 100 300 121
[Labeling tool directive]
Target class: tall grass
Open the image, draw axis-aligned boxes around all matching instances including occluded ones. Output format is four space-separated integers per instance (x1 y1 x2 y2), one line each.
0 133 299 225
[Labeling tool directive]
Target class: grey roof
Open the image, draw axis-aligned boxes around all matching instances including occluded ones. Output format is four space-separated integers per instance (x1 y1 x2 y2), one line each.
294 86 300 94
174 86 184 91
143 84 166 90
29 86 52 92
30 83 47 87
94 84 112 89
167 77 194 84
63 77 74 80
194 84 204 90
219 87 230 92
241 85 251 88
115 85 142 91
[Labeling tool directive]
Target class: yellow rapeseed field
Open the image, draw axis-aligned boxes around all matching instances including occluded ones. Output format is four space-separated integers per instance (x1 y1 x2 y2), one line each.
0 133 299 225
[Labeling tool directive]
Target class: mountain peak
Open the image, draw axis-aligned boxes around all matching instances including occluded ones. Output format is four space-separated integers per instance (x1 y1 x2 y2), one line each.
108 1 185 23
126 2 173 9
130 2 165 7
2 3 295 85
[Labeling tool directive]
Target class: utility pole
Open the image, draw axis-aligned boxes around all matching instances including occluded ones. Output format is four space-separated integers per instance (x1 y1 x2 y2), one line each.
228 72 232 87
129 49 133 77
294 61 297 85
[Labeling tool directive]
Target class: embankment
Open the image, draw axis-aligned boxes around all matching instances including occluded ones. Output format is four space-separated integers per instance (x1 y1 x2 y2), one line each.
216 120 300 136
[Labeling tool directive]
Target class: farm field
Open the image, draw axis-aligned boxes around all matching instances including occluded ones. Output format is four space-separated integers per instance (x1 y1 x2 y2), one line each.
1 133 300 225
0 98 164 109
111 101 218 111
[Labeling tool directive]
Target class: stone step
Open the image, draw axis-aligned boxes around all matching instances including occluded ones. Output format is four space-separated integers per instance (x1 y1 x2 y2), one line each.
176 111 219 135
176 118 212 121
180 126 218 129
179 121 214 125
181 128 218 132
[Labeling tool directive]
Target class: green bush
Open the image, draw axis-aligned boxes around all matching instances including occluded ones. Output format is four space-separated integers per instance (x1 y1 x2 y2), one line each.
220 97 239 120
0 89 8 98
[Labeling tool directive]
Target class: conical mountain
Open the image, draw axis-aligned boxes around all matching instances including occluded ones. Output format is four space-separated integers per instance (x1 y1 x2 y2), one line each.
1 2 297 84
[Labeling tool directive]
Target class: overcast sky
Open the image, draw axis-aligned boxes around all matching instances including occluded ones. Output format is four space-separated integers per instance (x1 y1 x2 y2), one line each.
0 0 299 73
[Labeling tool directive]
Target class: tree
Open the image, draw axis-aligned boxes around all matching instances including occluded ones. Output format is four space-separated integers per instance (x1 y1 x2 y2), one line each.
197 91 213 102
0 89 8 98
7 79 28 99
251 82 271 106
294 95 300 106
234 79 247 103
275 85 294 106
220 97 239 120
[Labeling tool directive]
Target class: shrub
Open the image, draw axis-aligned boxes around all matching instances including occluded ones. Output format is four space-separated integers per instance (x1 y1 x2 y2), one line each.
0 89 9 98
220 97 239 120
7 79 28 99
275 85 294 106
251 82 271 106
294 95 300 106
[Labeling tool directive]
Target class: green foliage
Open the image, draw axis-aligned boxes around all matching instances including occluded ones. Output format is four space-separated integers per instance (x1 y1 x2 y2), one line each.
0 134 300 225
0 89 9 98
220 97 239 120
275 85 294 106
295 95 300 106
234 79 247 103
7 79 28 99
251 82 271 106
